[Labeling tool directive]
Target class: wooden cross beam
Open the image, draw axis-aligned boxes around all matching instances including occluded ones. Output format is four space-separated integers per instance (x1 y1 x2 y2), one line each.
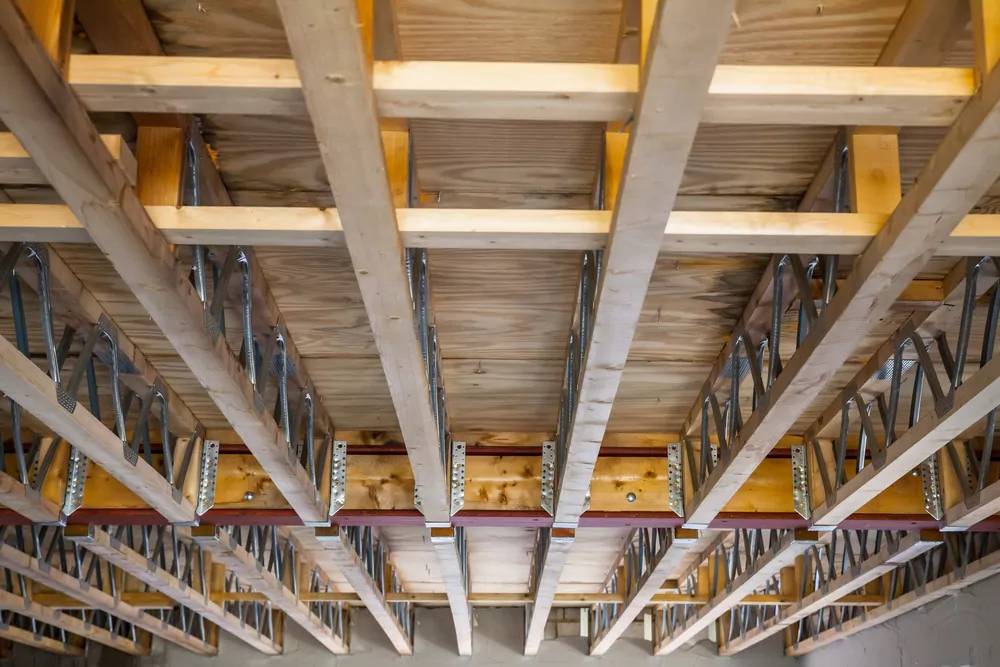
6 204 1000 257
53 54 977 128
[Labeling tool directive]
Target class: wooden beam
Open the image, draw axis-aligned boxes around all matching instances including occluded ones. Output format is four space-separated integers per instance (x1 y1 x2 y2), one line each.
0 468 61 523
10 204 1000 256
56 54 976 127
525 2 733 653
0 332 197 522
189 525 349 654
0 0 331 524
306 526 414 655
523 527 575 655
65 525 282 655
0 132 135 185
683 6 1000 529
654 530 818 655
0 531 215 654
429 527 473 655
798 0 970 212
718 530 941 655
0 586 145 654
0 618 84 656
41 446 942 523
276 0 449 522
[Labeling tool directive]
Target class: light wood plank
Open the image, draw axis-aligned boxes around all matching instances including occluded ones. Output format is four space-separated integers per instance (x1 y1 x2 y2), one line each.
0 132 135 185
718 530 941 655
276 0 449 521
0 587 144 654
58 54 979 127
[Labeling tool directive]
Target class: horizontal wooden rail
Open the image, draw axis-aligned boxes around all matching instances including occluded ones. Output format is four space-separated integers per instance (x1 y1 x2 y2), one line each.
63 56 974 127
2 205 999 256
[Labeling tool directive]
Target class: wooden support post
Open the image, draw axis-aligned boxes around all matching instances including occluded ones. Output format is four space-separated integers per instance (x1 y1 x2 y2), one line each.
65 525 282 654
190 525 348 654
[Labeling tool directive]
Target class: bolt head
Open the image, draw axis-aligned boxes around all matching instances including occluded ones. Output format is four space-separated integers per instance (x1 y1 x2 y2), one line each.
626 492 637 503
244 491 255 502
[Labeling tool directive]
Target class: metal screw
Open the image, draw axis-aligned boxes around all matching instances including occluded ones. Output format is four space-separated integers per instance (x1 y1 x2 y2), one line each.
626 492 636 503
912 470 920 478
244 491 255 502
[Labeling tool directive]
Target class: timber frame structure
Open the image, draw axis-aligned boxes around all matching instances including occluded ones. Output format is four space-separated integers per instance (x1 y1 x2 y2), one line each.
2 0 1000 660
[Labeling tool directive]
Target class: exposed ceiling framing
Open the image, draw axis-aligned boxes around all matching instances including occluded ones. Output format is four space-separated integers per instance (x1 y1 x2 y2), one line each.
0 0 999 660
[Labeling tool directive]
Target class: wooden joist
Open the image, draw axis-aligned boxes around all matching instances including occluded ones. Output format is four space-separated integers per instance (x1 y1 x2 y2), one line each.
190 525 349 654
0 132 135 185
9 205 1000 256
305 526 415 655
0 617 84 657
65 525 282 655
718 530 942 655
524 527 575 655
429 527 474 655
525 1 734 653
56 54 978 128
682 5 1000 529
0 332 197 523
0 530 215 654
0 0 331 524
654 530 818 655
276 0 449 523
